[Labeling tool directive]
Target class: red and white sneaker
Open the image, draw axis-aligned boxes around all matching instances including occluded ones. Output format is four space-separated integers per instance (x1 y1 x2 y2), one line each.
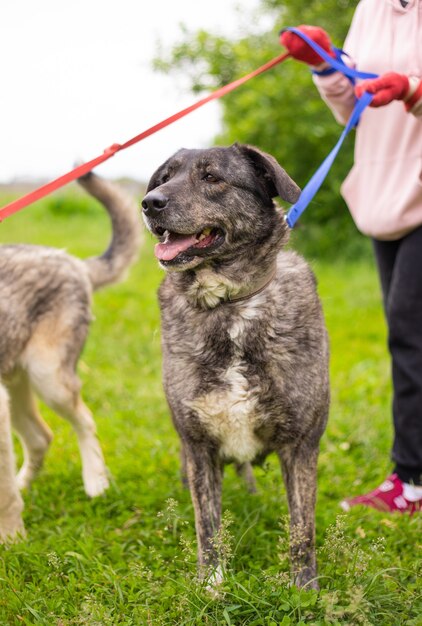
340 474 422 514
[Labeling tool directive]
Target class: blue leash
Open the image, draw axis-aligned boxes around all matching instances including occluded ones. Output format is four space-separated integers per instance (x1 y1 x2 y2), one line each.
281 27 379 228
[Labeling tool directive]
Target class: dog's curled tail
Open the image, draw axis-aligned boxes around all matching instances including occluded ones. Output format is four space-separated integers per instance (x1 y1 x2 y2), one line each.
78 171 142 291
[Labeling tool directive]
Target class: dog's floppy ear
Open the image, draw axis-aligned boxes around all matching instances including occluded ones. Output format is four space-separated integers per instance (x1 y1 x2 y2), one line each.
235 144 301 204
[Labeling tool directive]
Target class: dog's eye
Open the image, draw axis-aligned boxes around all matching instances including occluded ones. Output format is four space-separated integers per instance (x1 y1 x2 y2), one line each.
161 173 170 184
202 173 220 183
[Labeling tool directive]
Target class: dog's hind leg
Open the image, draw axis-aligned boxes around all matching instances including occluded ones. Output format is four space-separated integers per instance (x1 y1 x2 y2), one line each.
61 395 110 499
36 373 109 498
235 462 257 494
184 443 224 584
39 375 109 498
0 382 25 542
24 332 109 498
8 369 53 491
278 443 320 590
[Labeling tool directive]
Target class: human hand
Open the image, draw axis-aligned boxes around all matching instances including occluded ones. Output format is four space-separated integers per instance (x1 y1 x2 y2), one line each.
355 72 410 107
280 25 335 67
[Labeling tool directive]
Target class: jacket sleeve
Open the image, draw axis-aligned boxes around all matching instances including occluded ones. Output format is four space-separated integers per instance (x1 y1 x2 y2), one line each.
312 71 356 125
311 2 365 125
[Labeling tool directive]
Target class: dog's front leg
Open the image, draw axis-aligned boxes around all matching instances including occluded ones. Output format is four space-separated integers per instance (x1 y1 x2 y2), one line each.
184 443 223 582
0 384 25 542
278 443 319 590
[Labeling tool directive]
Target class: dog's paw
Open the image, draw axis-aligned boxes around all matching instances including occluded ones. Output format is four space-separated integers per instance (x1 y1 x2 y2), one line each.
203 565 224 597
83 471 110 498
0 503 26 544
0 521 26 544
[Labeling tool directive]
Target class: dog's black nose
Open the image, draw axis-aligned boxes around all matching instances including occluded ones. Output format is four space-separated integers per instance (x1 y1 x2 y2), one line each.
141 190 169 216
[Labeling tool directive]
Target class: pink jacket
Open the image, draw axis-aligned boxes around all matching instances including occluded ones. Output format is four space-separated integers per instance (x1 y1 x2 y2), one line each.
313 0 422 240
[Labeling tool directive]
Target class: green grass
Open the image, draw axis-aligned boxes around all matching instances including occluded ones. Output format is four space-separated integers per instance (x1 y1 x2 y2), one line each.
0 188 420 625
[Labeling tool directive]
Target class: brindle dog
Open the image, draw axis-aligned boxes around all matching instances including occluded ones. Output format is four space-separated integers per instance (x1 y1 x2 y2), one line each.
142 144 329 589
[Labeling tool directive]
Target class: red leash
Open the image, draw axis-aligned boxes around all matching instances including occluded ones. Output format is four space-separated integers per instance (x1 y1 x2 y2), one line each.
0 52 290 222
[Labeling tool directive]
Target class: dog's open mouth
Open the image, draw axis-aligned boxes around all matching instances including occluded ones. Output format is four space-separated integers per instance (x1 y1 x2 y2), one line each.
154 227 225 264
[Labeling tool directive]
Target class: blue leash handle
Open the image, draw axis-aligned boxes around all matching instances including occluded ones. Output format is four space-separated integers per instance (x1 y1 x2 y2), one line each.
282 27 378 83
281 27 379 228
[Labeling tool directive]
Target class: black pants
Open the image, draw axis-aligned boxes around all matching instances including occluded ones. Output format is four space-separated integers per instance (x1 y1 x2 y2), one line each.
373 226 422 485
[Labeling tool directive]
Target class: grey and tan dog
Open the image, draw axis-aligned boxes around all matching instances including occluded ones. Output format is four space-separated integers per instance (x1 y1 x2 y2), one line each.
0 172 140 541
142 144 329 589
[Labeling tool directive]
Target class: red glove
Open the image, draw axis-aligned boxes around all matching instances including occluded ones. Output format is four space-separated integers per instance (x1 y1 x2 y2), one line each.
355 72 410 107
280 25 335 66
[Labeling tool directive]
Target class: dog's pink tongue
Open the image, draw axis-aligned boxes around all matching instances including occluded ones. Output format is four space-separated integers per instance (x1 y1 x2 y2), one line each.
155 233 197 261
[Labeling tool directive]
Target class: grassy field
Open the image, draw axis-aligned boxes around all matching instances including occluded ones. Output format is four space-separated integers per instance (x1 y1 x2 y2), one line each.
0 187 420 625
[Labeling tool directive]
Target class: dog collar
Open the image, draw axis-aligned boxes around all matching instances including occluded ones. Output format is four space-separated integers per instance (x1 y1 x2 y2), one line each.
225 266 277 304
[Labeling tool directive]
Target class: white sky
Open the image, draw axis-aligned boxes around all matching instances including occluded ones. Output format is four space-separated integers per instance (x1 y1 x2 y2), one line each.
0 0 261 184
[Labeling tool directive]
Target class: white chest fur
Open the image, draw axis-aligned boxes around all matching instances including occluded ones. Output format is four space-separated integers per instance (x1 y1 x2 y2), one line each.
186 297 266 463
